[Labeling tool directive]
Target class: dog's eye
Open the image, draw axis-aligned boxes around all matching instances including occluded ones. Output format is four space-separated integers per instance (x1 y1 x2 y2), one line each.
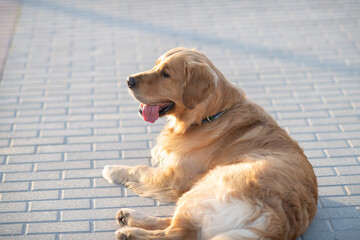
161 70 170 78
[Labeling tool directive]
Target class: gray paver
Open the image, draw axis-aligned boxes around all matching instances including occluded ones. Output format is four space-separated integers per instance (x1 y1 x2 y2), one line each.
27 221 90 234
1 0 360 239
0 224 23 235
30 199 91 211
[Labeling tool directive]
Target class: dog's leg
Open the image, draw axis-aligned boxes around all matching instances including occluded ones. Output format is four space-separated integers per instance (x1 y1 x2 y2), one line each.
102 165 146 184
116 208 171 230
114 193 198 239
102 165 187 202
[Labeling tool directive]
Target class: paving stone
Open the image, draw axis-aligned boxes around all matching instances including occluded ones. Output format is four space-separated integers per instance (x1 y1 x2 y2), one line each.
315 207 360 220
66 151 120 161
335 231 360 240
32 179 91 190
335 166 360 176
318 175 360 186
93 220 118 232
345 185 360 195
12 137 65 146
94 197 155 209
37 143 92 153
8 153 63 164
318 186 346 197
0 146 35 155
0 182 30 192
63 187 122 199
0 236 55 240
0 211 57 223
67 135 119 144
59 232 115 240
309 157 358 167
331 218 360 231
27 221 90 234
40 129 92 137
35 161 91 171
95 141 148 151
321 196 360 208
30 199 91 211
4 171 61 182
0 224 23 235
0 202 27 213
0 164 33 173
61 209 115 221
63 169 103 179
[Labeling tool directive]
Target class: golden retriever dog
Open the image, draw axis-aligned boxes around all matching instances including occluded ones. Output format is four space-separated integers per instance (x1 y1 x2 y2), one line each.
103 48 318 240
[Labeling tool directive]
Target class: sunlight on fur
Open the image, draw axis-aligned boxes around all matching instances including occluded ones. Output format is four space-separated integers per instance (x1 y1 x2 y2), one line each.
102 48 318 240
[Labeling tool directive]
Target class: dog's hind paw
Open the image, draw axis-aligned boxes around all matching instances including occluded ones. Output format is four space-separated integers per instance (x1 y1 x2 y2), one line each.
116 228 131 240
116 209 131 227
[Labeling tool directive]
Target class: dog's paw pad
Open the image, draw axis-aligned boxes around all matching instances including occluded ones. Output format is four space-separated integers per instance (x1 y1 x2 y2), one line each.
116 228 131 240
116 209 130 227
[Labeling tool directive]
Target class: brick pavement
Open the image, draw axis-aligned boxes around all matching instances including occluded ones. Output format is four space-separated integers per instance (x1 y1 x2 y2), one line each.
0 0 360 239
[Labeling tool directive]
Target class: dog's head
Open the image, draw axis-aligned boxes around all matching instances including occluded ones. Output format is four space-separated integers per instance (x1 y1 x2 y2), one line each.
127 48 244 132
127 48 220 123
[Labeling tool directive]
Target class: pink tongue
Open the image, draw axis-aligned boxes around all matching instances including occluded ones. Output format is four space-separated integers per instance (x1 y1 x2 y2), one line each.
140 104 160 123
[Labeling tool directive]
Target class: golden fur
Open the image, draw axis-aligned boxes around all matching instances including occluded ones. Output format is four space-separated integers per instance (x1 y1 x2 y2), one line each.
103 48 318 240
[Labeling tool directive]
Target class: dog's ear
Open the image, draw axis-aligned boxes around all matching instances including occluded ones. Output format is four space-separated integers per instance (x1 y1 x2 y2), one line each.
181 62 216 109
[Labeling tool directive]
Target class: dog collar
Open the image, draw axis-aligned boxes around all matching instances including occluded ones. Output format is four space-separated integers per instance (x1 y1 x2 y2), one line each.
202 111 225 123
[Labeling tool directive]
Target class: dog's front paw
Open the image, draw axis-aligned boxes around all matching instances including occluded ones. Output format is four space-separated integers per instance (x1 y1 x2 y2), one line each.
102 165 130 184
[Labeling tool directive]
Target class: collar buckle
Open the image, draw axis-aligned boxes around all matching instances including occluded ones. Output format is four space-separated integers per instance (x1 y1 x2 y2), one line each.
202 111 225 123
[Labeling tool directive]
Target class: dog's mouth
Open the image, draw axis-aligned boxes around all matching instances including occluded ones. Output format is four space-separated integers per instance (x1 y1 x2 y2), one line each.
138 102 175 123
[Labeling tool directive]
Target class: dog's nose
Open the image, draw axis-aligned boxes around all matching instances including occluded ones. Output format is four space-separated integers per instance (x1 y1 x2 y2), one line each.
127 76 137 89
